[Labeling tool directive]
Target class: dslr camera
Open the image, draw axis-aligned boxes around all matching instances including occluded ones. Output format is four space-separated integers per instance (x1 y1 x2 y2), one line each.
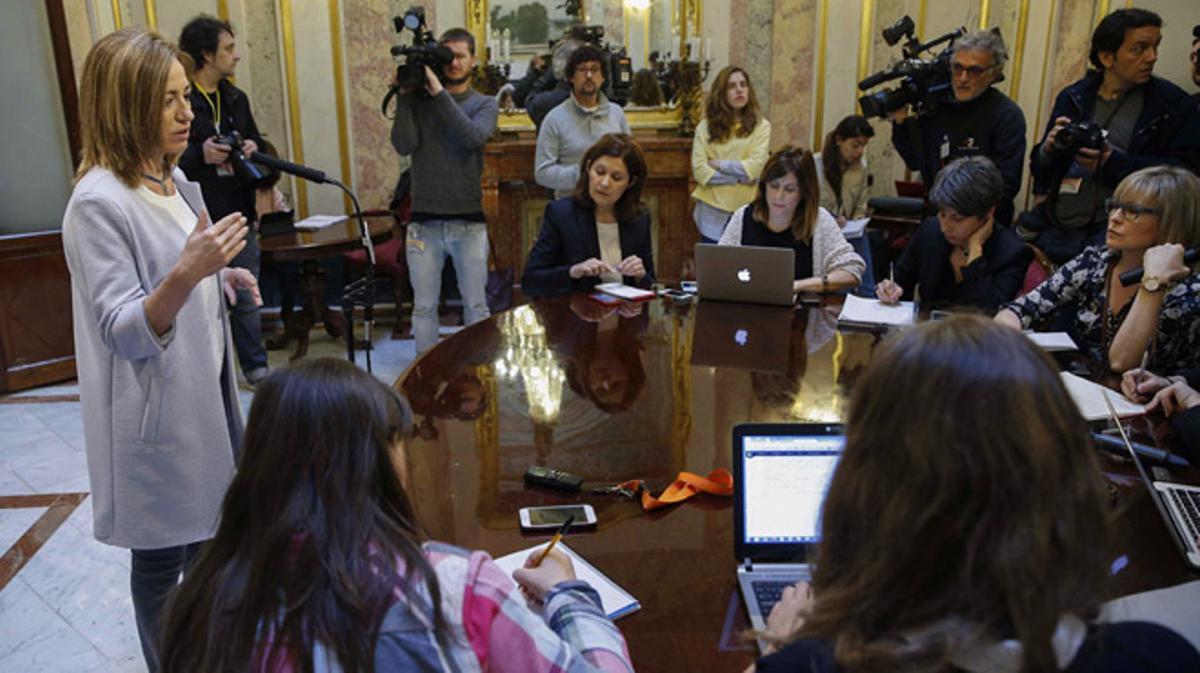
1046 121 1106 164
857 15 964 119
382 6 455 112
213 129 264 181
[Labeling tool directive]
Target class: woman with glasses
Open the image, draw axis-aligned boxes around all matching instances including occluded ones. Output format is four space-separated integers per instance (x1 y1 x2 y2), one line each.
996 165 1200 373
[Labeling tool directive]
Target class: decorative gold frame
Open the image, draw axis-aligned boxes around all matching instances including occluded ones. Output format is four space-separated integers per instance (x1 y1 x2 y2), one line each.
468 0 691 132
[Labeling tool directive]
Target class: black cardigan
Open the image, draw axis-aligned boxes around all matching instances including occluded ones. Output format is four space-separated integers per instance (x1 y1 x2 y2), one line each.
521 197 656 298
892 216 1032 314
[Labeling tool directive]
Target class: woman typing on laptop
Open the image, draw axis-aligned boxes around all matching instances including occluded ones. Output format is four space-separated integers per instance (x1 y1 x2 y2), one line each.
523 134 656 297
749 316 1199 672
718 147 864 294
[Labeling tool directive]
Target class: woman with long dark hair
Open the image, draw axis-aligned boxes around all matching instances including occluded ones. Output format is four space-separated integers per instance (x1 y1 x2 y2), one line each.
160 358 632 671
691 65 772 242
718 146 864 294
814 115 874 224
752 316 1199 672
523 133 655 297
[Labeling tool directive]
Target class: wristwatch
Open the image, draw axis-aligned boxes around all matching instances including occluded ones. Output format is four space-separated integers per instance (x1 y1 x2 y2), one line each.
1141 275 1165 293
821 273 829 293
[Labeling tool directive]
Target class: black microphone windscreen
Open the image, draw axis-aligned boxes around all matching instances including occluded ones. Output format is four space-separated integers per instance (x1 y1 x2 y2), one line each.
252 153 327 184
1118 248 1200 287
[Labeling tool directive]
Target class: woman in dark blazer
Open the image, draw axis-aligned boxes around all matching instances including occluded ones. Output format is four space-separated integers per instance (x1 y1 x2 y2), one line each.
877 156 1032 314
522 133 656 297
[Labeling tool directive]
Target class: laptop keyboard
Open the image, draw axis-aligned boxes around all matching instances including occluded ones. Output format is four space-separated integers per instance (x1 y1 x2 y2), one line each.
752 580 793 618
1165 487 1200 549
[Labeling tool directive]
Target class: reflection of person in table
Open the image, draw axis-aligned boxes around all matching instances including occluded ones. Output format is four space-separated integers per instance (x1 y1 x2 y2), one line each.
996 165 1200 373
752 316 1200 672
876 156 1031 314
403 318 501 421
161 359 633 671
61 29 259 672
719 147 864 295
523 133 656 297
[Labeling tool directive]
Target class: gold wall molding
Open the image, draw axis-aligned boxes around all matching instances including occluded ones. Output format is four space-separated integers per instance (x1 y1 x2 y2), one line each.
1097 0 1110 24
112 0 123 29
328 0 353 212
144 0 157 29
217 0 229 21
1008 0 1030 98
856 0 875 112
813 0 829 148
280 0 308 218
979 0 990 29
465 0 486 64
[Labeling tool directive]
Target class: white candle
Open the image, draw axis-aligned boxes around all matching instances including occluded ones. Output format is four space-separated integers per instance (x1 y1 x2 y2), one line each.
704 36 711 61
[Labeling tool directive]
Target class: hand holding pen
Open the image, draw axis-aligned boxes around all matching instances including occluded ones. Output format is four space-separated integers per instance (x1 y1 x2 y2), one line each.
876 262 903 305
512 517 577 600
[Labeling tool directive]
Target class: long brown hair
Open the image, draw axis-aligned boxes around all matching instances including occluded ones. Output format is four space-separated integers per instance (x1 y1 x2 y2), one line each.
793 316 1110 672
705 65 761 144
752 146 821 242
572 133 648 223
160 358 448 672
76 29 183 187
820 115 874 211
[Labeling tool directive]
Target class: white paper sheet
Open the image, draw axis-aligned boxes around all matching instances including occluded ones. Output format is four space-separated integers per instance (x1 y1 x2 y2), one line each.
1024 331 1079 351
1059 372 1145 421
293 214 348 230
493 542 640 619
595 282 655 301
837 294 915 327
841 217 870 239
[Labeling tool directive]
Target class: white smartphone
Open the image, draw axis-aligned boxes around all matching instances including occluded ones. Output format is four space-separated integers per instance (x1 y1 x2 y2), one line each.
680 281 698 294
518 504 597 530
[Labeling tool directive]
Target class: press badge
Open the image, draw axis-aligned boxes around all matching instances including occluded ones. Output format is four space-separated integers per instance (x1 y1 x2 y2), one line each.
216 163 235 177
1059 177 1083 194
406 223 424 251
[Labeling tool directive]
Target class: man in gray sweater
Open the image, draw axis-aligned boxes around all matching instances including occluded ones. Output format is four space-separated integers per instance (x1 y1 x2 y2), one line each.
391 27 499 353
535 45 631 197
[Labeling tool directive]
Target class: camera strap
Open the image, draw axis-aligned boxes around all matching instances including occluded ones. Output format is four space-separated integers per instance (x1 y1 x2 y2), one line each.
195 84 221 133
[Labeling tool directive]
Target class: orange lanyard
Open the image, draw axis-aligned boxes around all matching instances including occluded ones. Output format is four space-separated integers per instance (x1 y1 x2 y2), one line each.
616 468 734 511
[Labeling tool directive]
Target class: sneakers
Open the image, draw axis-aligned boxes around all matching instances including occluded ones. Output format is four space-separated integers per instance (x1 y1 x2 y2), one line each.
243 366 270 389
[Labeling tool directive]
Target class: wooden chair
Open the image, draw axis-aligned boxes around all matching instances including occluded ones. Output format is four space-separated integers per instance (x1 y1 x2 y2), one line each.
1020 243 1056 296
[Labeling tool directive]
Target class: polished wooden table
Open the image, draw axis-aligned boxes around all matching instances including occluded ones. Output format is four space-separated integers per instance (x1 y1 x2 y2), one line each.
260 216 393 360
395 294 1199 672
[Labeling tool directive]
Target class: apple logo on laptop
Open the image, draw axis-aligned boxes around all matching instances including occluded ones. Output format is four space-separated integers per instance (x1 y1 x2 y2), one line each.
734 329 749 346
737 268 751 283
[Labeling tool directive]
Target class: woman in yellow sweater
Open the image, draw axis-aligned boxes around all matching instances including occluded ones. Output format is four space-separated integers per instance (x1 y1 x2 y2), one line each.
691 66 772 242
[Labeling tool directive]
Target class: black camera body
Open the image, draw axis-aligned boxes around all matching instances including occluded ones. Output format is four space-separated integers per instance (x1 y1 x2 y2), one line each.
1047 121 1106 163
389 7 453 92
213 129 264 181
858 15 964 119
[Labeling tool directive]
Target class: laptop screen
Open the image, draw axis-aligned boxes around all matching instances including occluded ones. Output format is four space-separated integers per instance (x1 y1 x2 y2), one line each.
740 432 843 547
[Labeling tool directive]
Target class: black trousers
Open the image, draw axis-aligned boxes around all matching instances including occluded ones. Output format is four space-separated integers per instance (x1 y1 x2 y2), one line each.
130 541 204 672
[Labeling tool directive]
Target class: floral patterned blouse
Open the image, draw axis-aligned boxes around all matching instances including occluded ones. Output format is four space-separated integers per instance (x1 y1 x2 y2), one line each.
1002 245 1200 373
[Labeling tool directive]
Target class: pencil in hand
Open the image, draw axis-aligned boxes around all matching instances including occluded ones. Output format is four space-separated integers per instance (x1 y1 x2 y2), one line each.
532 515 575 567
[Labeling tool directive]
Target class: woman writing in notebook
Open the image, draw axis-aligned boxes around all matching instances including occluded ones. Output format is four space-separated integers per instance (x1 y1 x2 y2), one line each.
751 315 1199 673
523 133 656 298
996 165 1200 373
160 358 633 672
691 65 772 243
718 146 864 294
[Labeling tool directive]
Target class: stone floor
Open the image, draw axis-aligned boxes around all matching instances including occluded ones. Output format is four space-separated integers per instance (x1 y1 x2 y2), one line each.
0 324 425 672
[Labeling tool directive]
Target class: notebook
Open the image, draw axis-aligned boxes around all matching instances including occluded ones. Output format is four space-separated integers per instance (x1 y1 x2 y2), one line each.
1025 331 1079 352
1102 392 1200 570
690 301 793 372
695 243 797 306
840 217 870 240
1060 372 1144 421
493 541 641 619
732 423 844 650
594 282 656 301
836 294 915 328
293 214 348 230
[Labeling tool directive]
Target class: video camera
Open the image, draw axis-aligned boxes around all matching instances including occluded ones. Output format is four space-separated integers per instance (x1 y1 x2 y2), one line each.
857 15 964 119
213 129 264 181
382 7 455 113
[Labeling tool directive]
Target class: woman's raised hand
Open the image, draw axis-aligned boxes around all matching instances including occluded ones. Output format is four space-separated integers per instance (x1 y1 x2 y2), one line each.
177 211 248 286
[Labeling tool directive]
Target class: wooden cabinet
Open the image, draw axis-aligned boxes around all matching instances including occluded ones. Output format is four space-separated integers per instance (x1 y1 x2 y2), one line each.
482 133 697 284
0 231 75 392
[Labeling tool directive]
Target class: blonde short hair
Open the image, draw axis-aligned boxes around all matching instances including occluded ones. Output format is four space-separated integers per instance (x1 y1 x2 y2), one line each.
76 29 183 187
1113 165 1200 249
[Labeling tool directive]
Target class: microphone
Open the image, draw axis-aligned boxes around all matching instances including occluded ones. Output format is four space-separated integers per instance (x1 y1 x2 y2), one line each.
251 152 328 184
1118 248 1200 286
858 69 906 91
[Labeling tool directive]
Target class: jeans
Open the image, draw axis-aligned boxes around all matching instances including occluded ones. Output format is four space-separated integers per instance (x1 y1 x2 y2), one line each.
848 235 877 297
406 219 491 353
131 541 204 672
228 230 268 375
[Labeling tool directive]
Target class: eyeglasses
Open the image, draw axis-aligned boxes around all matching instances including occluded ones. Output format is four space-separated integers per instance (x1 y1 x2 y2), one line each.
1104 199 1160 222
575 65 603 76
951 63 992 78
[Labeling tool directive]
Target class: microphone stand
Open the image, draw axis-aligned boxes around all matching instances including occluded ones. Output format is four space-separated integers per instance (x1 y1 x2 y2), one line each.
328 178 378 373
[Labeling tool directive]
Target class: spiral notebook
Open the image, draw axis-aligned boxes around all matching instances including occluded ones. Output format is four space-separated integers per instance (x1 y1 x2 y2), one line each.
493 542 641 620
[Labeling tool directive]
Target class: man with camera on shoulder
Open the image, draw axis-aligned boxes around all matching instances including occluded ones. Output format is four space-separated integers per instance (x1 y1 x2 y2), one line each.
891 30 1026 227
178 15 270 387
1019 9 1200 265
390 27 498 354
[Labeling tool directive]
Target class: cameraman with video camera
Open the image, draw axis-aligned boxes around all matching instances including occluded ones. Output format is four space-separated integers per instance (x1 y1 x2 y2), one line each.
1019 9 1200 265
178 15 270 387
890 30 1026 227
389 24 498 354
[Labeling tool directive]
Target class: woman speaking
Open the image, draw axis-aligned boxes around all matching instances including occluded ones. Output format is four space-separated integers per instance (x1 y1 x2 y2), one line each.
61 28 258 671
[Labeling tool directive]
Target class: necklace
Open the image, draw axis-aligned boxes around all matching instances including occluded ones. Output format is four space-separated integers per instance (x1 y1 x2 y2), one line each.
141 169 172 194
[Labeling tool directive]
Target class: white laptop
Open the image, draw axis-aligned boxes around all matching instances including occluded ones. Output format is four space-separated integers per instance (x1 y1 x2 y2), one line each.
695 243 796 306
733 423 844 649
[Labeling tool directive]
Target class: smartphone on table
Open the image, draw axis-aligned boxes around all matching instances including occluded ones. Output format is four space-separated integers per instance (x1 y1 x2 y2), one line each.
518 504 597 531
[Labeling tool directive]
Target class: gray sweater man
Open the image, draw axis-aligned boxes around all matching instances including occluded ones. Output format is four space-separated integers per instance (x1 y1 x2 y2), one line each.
535 93 630 196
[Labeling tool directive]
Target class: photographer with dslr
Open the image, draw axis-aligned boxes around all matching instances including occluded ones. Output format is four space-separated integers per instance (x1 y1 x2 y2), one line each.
1019 9 1200 265
890 30 1026 226
390 26 498 354
178 15 270 387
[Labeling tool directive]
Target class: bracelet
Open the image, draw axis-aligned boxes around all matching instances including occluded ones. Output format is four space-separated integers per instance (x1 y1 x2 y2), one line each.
821 274 829 293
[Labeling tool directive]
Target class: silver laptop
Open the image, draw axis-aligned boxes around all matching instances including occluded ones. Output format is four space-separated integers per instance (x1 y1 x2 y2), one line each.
1103 394 1200 570
733 423 844 649
695 243 796 306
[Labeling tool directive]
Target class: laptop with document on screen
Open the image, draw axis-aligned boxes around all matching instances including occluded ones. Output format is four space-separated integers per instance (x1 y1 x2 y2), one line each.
695 243 796 306
732 422 844 649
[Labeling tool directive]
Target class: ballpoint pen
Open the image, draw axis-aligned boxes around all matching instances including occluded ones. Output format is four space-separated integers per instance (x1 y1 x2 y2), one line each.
532 515 575 567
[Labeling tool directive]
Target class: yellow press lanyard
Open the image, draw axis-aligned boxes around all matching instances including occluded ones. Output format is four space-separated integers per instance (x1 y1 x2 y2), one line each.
195 84 221 133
